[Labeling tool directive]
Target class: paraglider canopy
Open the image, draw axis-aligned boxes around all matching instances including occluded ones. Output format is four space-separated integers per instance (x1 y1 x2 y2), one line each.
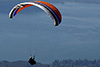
9 1 62 26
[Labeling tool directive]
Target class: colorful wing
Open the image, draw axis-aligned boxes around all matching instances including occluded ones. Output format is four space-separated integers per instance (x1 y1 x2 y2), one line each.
9 1 62 26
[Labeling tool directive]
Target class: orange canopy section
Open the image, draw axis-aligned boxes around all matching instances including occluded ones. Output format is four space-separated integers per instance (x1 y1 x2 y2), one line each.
35 1 62 21
16 4 33 14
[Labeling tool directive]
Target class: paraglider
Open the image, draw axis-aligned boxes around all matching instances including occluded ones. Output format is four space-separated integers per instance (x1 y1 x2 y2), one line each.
28 55 36 65
9 1 62 65
9 1 62 26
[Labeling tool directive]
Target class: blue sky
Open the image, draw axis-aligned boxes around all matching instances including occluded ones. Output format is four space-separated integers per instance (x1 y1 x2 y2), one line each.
0 1 100 63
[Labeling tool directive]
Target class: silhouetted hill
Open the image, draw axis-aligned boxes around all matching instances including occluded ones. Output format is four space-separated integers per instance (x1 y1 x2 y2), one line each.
0 60 49 67
0 59 100 67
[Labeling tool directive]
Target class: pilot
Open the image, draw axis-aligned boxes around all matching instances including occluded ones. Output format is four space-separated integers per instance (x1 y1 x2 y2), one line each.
28 55 36 65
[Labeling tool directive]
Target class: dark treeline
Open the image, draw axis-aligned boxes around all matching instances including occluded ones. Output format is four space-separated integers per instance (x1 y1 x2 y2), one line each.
0 59 100 67
51 59 100 67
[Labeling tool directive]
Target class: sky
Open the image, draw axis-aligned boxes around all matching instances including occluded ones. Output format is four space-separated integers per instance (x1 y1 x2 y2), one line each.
0 0 100 64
